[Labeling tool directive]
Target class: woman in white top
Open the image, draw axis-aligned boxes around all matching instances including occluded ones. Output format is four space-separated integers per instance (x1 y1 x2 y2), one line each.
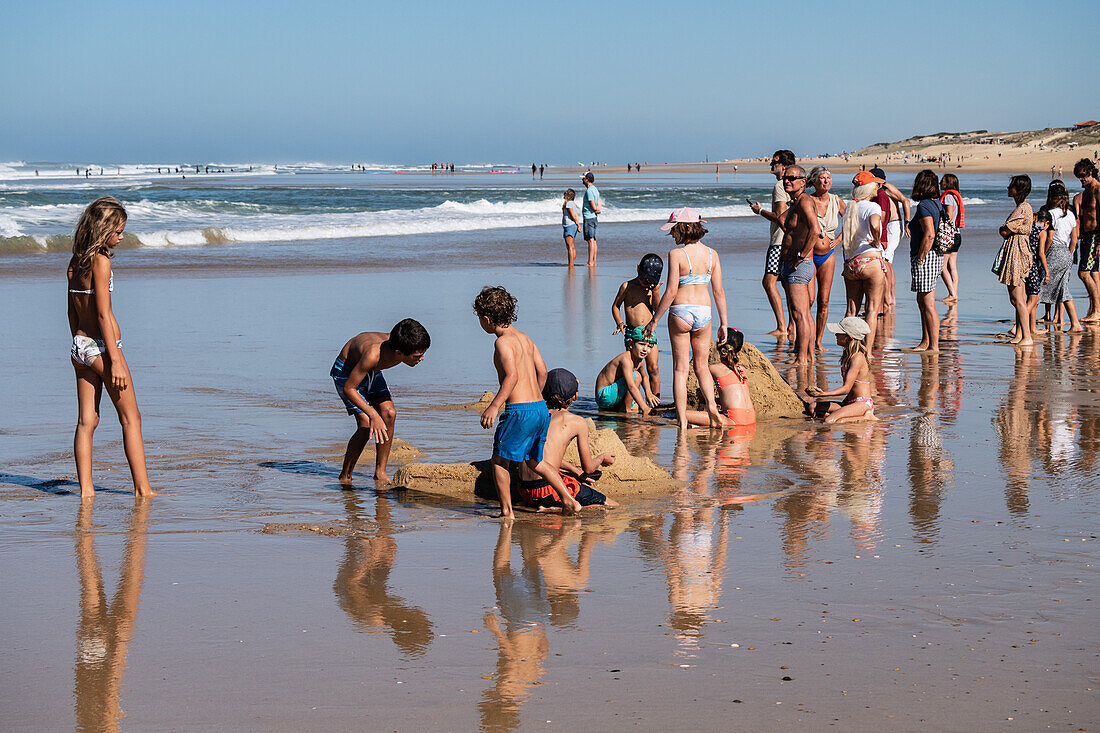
840 177 885 350
561 189 583 267
1038 180 1083 331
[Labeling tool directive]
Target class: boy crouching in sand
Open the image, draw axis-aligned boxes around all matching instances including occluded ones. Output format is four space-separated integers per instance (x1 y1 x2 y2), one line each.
611 253 664 399
332 318 430 483
515 368 619 511
594 326 658 413
474 286 581 518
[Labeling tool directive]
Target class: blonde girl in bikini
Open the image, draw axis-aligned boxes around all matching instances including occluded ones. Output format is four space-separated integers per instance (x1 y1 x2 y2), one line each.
806 316 877 424
67 197 155 497
645 207 728 430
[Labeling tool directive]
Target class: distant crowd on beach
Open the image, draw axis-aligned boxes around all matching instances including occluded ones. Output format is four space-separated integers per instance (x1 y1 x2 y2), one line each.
61 154 1100 518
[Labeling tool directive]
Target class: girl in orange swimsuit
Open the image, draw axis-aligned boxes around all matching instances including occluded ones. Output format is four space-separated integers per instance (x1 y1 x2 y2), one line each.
678 328 756 428
806 316 877 424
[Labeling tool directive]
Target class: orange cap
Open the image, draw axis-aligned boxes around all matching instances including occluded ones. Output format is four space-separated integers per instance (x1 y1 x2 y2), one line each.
852 171 885 186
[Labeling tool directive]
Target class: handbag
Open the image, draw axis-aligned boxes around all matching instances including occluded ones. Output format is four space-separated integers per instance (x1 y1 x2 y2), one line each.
933 201 957 255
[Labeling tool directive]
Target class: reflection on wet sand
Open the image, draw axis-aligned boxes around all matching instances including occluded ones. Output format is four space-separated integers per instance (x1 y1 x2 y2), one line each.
333 491 434 657
907 353 954 541
995 348 1038 515
480 518 619 732
74 500 150 733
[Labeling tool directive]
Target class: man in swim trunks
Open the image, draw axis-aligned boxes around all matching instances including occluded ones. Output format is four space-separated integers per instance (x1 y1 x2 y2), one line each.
331 319 430 484
594 327 657 412
581 172 601 267
749 149 796 336
1073 158 1100 321
777 165 816 365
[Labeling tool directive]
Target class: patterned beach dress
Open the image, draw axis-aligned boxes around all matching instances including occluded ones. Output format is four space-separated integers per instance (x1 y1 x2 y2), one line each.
992 202 1033 287
1040 207 1077 304
1023 221 1046 296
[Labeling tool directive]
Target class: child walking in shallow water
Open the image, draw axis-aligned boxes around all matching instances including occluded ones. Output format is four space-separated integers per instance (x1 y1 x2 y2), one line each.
806 317 877 423
645 208 728 430
67 197 155 497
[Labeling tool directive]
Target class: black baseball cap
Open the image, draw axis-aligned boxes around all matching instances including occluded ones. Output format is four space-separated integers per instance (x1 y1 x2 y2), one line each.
543 368 579 402
869 166 886 180
582 171 595 182
638 253 663 284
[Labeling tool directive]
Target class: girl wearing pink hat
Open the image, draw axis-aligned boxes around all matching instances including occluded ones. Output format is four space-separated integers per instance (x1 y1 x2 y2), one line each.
645 208 729 430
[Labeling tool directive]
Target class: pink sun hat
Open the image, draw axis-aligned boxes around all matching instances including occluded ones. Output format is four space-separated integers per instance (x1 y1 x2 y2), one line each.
660 207 706 231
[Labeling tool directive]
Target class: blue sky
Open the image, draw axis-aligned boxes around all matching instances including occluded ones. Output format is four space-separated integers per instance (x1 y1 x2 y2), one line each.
3 0 1097 164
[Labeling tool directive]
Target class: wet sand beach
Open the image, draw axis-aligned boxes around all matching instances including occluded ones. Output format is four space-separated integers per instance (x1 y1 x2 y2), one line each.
2 173 1099 731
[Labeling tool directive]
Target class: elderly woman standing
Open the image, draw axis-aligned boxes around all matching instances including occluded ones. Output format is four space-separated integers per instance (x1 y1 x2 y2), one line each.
804 166 846 351
909 170 944 352
992 175 1035 345
841 172 886 350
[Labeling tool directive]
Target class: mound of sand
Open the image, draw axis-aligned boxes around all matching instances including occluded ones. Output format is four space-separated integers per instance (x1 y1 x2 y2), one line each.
392 421 680 503
437 392 495 411
686 341 806 418
308 438 422 464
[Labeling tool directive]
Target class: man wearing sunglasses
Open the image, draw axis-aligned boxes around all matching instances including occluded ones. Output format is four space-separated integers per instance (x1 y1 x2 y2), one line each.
751 149 796 337
777 165 816 365
1074 158 1100 321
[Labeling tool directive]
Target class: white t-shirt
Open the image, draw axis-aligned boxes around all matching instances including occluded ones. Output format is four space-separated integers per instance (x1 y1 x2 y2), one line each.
1048 207 1076 248
769 180 790 248
846 200 883 259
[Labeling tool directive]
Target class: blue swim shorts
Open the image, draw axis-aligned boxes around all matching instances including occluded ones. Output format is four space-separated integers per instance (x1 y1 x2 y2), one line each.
493 400 551 463
595 376 629 410
331 357 392 415
583 218 598 241
780 257 815 285
563 224 578 240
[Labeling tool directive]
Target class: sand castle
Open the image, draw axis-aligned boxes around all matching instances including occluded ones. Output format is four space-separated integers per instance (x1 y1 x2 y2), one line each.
392 417 680 504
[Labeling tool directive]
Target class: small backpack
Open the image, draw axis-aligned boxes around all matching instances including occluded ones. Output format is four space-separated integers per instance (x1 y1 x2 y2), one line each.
933 200 957 255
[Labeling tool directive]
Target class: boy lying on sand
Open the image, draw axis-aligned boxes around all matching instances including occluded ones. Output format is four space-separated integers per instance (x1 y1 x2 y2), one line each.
475 286 580 518
514 369 619 511
331 319 430 483
594 326 659 413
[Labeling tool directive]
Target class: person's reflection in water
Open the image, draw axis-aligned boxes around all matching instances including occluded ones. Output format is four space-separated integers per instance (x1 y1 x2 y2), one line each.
773 427 840 572
74 499 150 733
480 517 623 731
994 347 1037 516
907 353 954 541
836 422 886 549
332 491 433 657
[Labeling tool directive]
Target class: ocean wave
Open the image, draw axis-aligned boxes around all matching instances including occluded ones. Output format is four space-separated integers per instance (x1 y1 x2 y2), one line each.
0 199 755 251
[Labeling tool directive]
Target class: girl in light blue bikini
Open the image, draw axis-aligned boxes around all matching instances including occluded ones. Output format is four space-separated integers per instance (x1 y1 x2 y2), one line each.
645 207 729 430
67 197 155 497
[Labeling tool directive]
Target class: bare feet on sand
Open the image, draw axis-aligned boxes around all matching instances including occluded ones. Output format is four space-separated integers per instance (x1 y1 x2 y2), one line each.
374 470 390 483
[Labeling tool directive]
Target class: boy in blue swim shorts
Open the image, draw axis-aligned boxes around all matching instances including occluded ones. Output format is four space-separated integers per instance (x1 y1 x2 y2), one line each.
331 319 430 484
594 326 658 412
474 286 581 518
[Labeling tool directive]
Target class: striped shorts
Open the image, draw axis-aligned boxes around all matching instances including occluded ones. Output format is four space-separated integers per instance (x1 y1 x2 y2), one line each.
910 251 943 294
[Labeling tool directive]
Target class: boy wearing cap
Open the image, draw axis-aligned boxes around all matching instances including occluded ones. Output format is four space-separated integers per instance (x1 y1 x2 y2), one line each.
475 286 582 518
594 327 658 412
581 172 601 266
611 253 664 399
514 368 619 511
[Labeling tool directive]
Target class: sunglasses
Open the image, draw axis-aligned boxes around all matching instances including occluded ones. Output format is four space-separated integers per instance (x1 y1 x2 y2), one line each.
782 175 806 182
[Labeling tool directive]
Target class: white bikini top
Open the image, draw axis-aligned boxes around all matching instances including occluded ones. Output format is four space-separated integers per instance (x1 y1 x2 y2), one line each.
69 273 113 295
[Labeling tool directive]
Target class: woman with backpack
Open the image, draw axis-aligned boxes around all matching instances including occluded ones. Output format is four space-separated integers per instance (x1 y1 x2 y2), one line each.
939 174 965 303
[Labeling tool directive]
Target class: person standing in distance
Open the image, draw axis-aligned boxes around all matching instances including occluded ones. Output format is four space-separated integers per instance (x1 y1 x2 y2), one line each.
581 171 602 267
